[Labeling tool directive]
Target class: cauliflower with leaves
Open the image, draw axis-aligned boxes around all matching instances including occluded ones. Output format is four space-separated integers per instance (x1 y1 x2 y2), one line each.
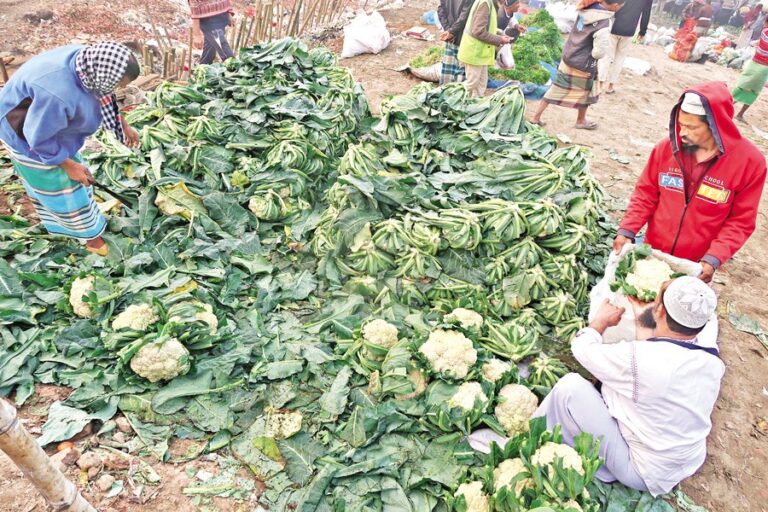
531 442 584 477
495 384 538 436
129 337 190 382
169 301 218 333
419 329 477 379
70 276 95 318
625 257 675 301
448 382 488 411
444 308 484 330
362 319 398 355
454 481 490 512
493 457 532 495
482 358 512 383
112 304 159 331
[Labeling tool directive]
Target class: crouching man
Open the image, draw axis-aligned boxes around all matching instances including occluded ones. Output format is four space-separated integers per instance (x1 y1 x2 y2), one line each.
534 276 724 496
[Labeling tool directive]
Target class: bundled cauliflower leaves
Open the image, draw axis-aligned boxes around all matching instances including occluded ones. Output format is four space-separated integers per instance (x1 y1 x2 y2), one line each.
112 304 159 331
419 329 477 379
495 384 538 436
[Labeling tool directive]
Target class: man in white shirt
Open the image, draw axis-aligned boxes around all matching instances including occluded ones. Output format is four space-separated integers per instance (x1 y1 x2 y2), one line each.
534 276 725 496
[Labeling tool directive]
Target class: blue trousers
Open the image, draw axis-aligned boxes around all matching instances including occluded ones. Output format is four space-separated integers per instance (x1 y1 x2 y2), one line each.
200 12 235 64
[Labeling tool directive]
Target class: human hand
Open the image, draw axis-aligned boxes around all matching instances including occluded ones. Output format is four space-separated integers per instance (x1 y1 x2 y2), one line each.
193 31 203 49
439 31 454 42
500 35 512 45
699 261 715 283
519 26 527 33
63 160 95 186
122 124 140 148
588 299 625 334
612 234 632 254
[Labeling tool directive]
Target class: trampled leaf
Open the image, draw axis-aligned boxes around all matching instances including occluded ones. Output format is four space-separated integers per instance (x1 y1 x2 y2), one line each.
279 432 326 485
38 402 101 446
318 366 352 420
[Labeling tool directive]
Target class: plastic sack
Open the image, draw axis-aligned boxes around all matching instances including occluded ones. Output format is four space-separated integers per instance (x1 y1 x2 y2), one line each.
546 1 578 34
496 44 515 70
422 10 442 29
588 244 718 348
408 62 442 83
341 11 392 59
623 57 651 75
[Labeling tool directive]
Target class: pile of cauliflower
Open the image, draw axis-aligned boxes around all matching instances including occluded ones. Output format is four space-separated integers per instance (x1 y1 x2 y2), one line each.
419 329 477 379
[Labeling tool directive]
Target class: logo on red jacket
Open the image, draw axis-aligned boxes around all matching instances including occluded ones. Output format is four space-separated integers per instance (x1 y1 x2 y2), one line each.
696 180 731 204
659 171 684 193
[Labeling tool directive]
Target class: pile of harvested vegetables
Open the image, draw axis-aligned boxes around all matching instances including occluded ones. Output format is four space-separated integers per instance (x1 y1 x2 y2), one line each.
409 10 562 85
0 39 681 511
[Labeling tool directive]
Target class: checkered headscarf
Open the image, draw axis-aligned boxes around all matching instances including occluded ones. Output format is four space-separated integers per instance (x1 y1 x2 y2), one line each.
75 42 133 143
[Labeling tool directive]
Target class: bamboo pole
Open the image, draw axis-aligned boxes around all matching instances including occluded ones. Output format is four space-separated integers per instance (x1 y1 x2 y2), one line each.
188 27 194 71
286 0 302 37
262 3 274 42
299 0 322 36
0 399 97 512
268 2 275 41
238 18 249 50
244 14 256 48
276 0 284 39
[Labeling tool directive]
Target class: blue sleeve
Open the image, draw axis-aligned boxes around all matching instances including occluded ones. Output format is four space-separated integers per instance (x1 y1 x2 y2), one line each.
23 90 73 165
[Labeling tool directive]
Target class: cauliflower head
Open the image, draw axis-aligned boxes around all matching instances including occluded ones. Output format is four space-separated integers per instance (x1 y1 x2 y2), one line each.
454 481 490 512
531 442 584 476
70 276 95 318
626 257 674 300
169 301 218 333
563 500 583 512
495 384 538 436
130 337 190 382
419 329 477 379
448 381 488 411
493 457 532 495
112 304 159 331
444 308 484 330
194 303 218 333
482 358 512 383
362 319 399 349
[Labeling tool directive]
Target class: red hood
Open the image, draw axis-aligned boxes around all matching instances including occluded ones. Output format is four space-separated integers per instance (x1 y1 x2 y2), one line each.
668 81 742 157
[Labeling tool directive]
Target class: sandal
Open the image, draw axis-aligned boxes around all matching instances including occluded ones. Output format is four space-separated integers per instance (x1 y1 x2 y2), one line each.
85 243 109 257
530 120 547 127
575 121 598 130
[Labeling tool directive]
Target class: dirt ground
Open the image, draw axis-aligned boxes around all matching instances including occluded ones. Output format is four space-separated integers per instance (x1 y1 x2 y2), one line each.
1 1 768 511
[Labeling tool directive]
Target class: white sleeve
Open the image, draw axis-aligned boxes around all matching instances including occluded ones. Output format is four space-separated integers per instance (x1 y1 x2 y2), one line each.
571 328 635 391
592 27 611 60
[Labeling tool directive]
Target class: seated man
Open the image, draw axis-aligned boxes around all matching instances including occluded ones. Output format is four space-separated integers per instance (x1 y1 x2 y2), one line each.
534 276 724 496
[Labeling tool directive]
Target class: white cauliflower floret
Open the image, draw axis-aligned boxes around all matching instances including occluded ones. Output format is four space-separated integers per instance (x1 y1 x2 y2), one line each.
112 304 159 331
444 308 484 329
194 303 218 333
362 319 399 349
448 381 488 411
454 481 490 512
70 276 95 318
495 384 538 436
563 500 583 512
493 458 533 495
419 329 477 379
265 410 303 439
129 337 190 382
531 442 584 476
626 258 674 299
482 358 512 383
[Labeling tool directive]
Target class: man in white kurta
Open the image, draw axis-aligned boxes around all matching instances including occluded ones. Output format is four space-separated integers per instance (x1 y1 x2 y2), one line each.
534 276 725 496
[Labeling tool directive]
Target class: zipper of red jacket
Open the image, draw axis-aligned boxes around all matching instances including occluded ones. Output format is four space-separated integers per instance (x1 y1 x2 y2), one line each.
669 153 717 256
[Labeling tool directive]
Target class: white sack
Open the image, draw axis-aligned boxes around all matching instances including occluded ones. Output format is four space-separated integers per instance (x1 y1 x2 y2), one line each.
588 244 718 347
341 11 392 59
496 44 515 70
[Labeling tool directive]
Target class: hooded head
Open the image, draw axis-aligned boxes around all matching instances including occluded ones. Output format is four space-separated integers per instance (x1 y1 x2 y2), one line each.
669 82 742 157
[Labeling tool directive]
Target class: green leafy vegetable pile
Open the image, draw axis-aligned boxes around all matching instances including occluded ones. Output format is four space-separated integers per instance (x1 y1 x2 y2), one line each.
0 39 679 511
408 9 563 85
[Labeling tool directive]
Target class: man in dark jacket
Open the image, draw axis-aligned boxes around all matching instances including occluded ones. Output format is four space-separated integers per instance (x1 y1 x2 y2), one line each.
613 82 767 283
438 0 474 84
599 0 653 93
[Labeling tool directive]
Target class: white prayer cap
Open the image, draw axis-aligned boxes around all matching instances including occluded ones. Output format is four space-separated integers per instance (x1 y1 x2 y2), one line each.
680 93 707 116
663 276 717 329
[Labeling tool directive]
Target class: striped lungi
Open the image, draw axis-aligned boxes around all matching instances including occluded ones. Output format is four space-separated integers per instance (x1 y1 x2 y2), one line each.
543 62 600 109
440 43 465 85
2 145 106 241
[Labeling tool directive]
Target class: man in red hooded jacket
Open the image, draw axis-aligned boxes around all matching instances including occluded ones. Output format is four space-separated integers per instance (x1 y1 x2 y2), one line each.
613 82 767 283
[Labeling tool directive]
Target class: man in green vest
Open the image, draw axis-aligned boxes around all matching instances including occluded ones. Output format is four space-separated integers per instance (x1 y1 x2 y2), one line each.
458 0 513 97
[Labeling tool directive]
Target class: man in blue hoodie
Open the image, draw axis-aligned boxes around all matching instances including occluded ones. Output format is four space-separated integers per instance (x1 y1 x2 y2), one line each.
599 0 653 94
